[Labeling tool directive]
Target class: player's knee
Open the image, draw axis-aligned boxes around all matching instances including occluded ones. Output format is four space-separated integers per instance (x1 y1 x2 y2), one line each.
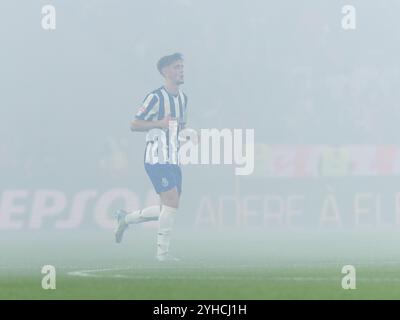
161 201 179 209
163 196 179 208
160 190 180 208
164 200 179 209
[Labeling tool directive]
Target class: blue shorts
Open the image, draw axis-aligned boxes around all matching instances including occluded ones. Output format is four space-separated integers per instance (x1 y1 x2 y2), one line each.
144 163 182 194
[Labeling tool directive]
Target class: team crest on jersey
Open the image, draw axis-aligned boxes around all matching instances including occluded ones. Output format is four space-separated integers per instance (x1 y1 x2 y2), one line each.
161 177 169 187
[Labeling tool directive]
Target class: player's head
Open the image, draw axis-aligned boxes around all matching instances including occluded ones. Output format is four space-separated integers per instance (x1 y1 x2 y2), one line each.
157 53 184 85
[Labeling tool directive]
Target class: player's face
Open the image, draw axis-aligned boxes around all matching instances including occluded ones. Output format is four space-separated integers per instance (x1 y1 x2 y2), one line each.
164 60 184 85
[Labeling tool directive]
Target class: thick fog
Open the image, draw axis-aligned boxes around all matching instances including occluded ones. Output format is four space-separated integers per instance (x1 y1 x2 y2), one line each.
1 1 400 270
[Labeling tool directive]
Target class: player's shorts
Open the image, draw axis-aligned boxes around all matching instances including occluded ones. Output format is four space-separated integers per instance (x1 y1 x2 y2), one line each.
144 163 182 194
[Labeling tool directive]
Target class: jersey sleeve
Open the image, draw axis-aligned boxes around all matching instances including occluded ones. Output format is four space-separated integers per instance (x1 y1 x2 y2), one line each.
134 93 159 121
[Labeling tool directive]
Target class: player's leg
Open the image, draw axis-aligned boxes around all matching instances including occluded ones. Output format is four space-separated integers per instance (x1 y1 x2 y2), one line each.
159 185 180 207
115 163 182 255
114 164 163 243
115 205 161 243
125 205 161 224
157 187 180 261
155 164 182 260
123 164 181 224
121 162 170 225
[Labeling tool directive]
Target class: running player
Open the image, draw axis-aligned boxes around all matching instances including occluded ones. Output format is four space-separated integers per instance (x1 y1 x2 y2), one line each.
114 53 187 262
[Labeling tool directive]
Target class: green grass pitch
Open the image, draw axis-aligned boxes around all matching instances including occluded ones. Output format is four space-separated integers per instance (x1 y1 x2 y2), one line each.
1 229 399 299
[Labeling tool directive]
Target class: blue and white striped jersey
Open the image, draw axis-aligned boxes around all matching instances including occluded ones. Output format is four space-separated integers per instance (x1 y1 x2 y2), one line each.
134 86 188 164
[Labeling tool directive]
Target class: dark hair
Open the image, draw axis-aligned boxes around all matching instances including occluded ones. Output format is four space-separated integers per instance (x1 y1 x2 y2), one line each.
157 53 183 75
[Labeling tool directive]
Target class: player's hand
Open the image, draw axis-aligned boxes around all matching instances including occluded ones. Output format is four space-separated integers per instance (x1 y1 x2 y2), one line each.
158 114 176 129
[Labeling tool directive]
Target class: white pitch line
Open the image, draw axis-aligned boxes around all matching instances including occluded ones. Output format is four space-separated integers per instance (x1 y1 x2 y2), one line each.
65 267 400 282
67 267 133 278
64 259 400 270
3 262 400 283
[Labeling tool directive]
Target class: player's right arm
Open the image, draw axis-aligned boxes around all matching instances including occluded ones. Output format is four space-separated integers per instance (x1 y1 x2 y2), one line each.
131 115 171 132
130 93 171 132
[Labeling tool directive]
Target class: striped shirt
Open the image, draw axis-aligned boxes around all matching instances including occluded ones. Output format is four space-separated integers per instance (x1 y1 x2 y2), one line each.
134 86 188 164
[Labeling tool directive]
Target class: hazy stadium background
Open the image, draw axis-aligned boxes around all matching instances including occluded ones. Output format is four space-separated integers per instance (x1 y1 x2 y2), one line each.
1 0 400 299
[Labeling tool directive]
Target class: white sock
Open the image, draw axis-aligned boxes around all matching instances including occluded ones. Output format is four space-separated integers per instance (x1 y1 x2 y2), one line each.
157 205 177 256
125 205 161 224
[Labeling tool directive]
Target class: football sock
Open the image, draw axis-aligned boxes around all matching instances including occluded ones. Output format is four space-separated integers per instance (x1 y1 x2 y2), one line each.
157 205 177 256
125 205 161 224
